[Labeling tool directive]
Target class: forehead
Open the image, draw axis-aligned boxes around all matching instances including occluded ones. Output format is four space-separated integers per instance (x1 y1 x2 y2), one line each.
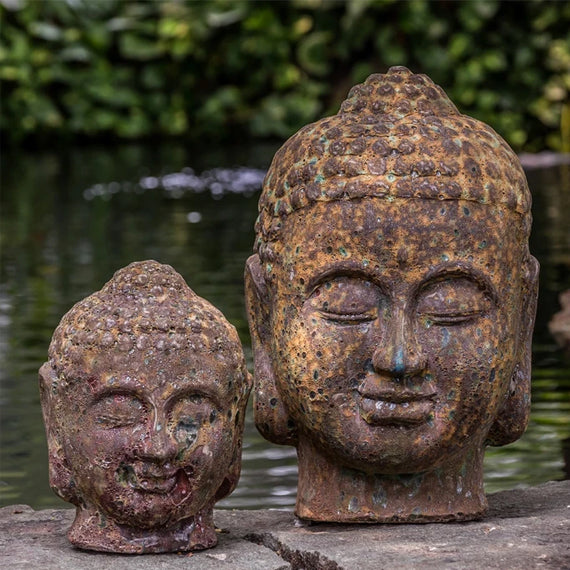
59 344 240 398
270 198 524 282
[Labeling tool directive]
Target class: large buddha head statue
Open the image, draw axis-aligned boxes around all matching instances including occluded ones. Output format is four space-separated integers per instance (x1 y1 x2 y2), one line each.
245 67 539 523
40 261 251 552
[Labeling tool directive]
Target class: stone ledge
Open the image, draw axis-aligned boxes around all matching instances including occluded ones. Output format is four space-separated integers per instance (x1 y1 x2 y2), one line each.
1 481 569 569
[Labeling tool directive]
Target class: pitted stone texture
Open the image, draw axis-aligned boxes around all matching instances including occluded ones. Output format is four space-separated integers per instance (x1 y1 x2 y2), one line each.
48 260 238 368
40 260 251 553
246 67 539 523
255 66 530 252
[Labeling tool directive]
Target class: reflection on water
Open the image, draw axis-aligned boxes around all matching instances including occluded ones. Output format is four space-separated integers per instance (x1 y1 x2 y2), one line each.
0 144 568 510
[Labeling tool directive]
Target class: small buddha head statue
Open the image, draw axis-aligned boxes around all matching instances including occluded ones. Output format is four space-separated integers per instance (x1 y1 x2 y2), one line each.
245 66 539 523
40 261 251 552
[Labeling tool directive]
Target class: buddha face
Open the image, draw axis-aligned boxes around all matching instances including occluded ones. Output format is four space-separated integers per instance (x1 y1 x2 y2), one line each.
46 345 242 528
255 197 535 474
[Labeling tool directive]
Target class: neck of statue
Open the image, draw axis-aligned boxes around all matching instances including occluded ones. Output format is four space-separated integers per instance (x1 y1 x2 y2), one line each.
295 437 488 523
67 506 217 553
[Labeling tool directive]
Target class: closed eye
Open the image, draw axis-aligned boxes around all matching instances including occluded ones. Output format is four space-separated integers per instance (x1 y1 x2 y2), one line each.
422 310 483 325
308 275 383 325
417 275 491 326
95 413 141 428
91 393 147 429
318 309 377 324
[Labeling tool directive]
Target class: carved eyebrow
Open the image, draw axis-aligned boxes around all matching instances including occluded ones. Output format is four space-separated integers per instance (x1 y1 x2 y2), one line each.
306 263 385 295
167 384 224 408
169 370 237 405
90 386 145 408
417 263 498 305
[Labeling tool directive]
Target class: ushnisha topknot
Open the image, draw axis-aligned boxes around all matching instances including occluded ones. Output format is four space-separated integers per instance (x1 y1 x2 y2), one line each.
48 260 245 388
254 66 531 252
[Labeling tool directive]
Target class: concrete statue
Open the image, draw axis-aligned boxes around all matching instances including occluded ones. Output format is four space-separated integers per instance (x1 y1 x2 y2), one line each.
245 66 539 523
40 260 251 552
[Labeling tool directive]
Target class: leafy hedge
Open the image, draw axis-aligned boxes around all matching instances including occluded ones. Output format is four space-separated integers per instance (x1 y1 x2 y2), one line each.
1 0 569 151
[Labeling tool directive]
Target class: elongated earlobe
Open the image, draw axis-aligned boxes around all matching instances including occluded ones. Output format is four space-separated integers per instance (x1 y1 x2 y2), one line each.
215 368 253 502
39 362 76 503
245 255 297 445
487 255 539 446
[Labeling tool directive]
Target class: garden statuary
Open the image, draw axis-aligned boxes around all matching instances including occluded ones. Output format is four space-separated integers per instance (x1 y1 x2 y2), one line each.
245 66 539 523
39 261 251 552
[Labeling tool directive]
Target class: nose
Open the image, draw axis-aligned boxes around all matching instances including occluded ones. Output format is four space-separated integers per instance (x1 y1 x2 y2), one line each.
136 418 178 464
371 310 425 378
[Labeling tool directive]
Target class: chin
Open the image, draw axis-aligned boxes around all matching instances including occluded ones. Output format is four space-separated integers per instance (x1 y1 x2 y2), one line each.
96 493 184 529
312 419 471 475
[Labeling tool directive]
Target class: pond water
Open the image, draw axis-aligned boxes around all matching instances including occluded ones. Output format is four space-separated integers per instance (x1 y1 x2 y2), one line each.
0 143 568 511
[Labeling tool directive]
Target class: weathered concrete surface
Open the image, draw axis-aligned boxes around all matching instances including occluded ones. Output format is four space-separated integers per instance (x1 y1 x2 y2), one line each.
1 481 569 569
0 505 289 570
234 481 570 569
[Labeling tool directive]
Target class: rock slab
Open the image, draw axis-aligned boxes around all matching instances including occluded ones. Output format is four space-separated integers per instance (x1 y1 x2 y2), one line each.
1 481 569 569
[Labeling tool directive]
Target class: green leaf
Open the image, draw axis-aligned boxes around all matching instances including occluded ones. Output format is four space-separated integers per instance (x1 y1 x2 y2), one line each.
29 22 62 42
297 31 332 76
59 45 91 62
119 32 164 60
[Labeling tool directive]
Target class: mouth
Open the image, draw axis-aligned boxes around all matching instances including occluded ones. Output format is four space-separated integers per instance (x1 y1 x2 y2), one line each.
357 390 436 427
119 465 187 495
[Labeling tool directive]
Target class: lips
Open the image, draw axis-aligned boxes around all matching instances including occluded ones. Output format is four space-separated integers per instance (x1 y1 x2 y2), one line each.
119 464 180 494
358 390 436 426
134 474 178 494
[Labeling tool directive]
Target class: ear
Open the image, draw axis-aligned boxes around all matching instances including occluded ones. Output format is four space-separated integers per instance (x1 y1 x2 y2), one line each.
39 362 76 503
215 369 253 502
487 255 539 446
214 437 242 502
245 255 297 445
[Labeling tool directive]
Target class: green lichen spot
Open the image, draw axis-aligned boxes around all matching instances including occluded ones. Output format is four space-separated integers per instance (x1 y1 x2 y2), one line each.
479 240 487 249
348 497 359 512
339 247 348 257
372 487 387 507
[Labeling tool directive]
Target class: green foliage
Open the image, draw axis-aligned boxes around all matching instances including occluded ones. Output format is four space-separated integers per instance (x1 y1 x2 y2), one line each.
1 0 569 151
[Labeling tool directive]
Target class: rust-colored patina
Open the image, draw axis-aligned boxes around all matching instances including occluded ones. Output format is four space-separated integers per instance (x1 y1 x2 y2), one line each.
40 260 251 552
245 66 539 523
